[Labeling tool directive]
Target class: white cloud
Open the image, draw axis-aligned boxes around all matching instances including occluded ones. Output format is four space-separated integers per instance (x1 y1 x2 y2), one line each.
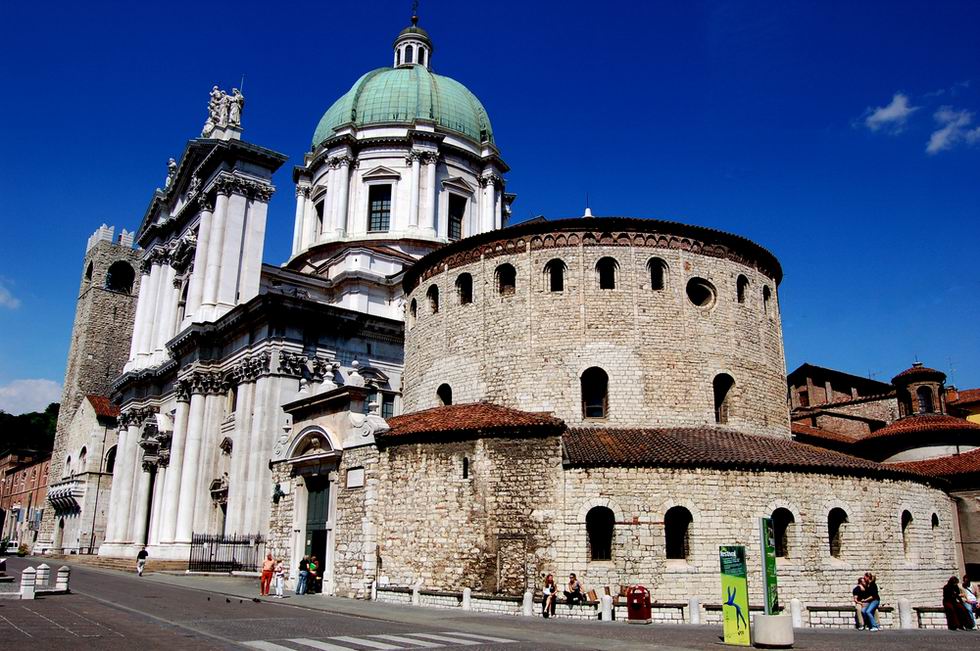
0 379 62 415
926 106 980 154
863 93 919 133
0 279 20 309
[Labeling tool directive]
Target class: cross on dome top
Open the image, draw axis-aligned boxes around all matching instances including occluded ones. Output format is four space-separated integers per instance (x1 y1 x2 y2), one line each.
393 12 433 69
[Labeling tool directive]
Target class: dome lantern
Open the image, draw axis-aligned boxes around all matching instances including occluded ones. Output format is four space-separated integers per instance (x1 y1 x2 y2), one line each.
393 14 433 69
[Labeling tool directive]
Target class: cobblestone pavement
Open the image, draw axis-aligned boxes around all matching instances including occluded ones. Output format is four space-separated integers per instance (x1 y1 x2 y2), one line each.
2 556 978 650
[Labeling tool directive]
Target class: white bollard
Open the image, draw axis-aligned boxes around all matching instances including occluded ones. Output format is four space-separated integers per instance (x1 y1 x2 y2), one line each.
462 587 472 610
898 598 913 629
411 586 420 606
36 563 50 588
56 566 70 592
370 580 377 601
600 594 613 621
20 567 37 600
522 590 534 616
688 597 701 625
790 598 804 628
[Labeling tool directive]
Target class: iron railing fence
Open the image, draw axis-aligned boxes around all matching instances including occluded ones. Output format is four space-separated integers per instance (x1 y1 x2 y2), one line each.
188 532 265 573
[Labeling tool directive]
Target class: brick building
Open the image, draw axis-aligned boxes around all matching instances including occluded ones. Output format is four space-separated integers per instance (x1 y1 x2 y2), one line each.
0 451 51 548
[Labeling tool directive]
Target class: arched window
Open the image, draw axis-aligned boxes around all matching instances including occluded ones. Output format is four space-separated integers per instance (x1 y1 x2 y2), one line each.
496 263 516 296
105 446 117 474
396 49 401 66
176 282 189 325
665 506 693 560
932 512 941 559
448 194 466 241
544 259 566 292
64 456 72 478
736 275 749 304
596 257 618 290
713 373 735 424
227 386 238 415
105 261 135 294
586 506 615 561
427 285 439 314
916 386 934 413
409 298 417 327
456 273 473 305
85 261 94 281
78 446 87 473
648 258 667 291
462 456 469 479
902 510 914 556
686 277 717 308
763 286 772 315
828 508 848 558
772 508 795 558
581 367 609 419
419 47 426 66
437 383 453 406
405 44 414 64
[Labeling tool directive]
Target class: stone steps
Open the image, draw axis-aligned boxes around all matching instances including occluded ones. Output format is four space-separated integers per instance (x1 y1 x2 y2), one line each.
43 554 188 573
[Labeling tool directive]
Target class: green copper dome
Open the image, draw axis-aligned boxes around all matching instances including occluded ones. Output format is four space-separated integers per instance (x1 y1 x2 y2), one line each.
312 65 494 149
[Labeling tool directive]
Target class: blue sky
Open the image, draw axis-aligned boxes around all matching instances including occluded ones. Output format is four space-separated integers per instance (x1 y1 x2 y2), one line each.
0 1 978 413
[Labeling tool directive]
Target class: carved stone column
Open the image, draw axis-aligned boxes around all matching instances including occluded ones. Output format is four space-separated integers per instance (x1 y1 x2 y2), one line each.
102 425 129 543
409 151 422 229
292 186 308 255
424 152 438 236
174 379 210 543
127 266 153 364
184 195 213 325
158 389 190 544
202 186 231 313
335 157 352 237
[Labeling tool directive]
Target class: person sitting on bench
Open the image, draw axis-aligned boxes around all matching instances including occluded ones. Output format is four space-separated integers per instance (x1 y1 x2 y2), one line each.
564 573 584 605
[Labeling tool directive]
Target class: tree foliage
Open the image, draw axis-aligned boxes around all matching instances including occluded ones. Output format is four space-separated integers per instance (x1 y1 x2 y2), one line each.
0 403 59 455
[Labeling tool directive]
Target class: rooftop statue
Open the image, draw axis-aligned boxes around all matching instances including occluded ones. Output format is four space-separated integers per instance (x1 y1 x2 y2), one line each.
201 85 244 137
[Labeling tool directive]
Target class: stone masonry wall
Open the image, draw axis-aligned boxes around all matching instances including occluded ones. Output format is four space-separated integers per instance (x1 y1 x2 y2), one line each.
403 235 788 438
333 445 380 598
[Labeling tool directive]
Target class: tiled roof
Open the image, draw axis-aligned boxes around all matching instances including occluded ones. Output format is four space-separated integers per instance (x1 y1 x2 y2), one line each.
562 427 932 483
86 395 119 419
949 388 980 407
892 448 980 478
860 413 980 441
793 391 896 412
892 363 945 384
790 422 858 445
382 403 564 441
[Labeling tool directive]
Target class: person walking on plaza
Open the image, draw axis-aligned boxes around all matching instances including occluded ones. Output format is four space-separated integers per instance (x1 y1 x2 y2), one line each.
273 559 285 598
260 553 275 596
296 555 310 595
943 576 975 630
542 574 557 618
862 572 881 631
136 547 148 577
852 576 867 629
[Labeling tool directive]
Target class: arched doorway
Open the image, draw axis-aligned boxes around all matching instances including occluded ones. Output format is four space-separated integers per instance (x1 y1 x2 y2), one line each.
287 429 340 595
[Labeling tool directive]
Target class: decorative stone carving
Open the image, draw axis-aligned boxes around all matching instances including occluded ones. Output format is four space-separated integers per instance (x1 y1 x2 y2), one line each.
213 173 274 201
296 185 311 198
229 351 271 384
349 412 390 439
479 172 502 188
209 474 229 505
228 89 244 126
186 370 227 396
174 379 191 403
169 233 197 274
201 85 243 136
219 436 233 456
165 158 177 189
347 360 365 387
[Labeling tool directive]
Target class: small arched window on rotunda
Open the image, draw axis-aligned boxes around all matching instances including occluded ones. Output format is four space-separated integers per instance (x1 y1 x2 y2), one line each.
932 513 941 560
762 285 773 315
427 285 439 314
665 506 693 560
828 507 848 558
736 275 749 304
496 263 516 296
78 446 87 473
419 48 426 67
105 261 135 294
596 257 618 290
105 446 117 474
648 257 668 291
405 44 414 64
916 386 935 413
409 298 417 327
586 506 615 561
85 261 94 282
64 456 72 478
901 510 914 557
544 259 566 292
713 373 735 424
772 508 795 558
437 383 453 406
456 273 473 304
581 367 609 419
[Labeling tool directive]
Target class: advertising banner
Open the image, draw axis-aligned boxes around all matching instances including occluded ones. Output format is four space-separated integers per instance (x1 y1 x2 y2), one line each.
719 545 751 646
760 517 779 615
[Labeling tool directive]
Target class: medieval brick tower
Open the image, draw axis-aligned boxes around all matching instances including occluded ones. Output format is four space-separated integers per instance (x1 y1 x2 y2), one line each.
35 225 141 553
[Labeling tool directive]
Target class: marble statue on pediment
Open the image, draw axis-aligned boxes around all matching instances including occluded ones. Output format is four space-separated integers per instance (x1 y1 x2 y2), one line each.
228 89 244 126
165 158 177 189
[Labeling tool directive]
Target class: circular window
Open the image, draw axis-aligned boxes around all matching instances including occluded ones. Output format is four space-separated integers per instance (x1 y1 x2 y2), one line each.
686 277 717 308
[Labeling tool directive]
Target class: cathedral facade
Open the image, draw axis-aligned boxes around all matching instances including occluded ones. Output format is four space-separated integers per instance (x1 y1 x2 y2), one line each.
41 15 974 612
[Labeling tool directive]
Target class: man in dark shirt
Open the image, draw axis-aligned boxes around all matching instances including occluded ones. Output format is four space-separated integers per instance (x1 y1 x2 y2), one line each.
296 555 310 595
852 576 867 629
564 573 584 605
136 547 148 577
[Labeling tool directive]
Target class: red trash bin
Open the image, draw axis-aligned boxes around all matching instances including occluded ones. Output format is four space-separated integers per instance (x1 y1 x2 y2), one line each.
627 585 652 624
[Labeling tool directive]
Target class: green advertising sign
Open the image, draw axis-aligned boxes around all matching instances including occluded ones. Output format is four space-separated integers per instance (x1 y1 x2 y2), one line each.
719 545 751 646
760 517 779 615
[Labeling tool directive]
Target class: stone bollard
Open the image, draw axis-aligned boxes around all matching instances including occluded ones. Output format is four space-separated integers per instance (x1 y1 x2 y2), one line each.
688 597 701 625
370 580 377 601
521 590 534 617
411 584 421 606
790 598 804 628
600 594 613 621
35 563 50 588
20 567 37 600
56 566 70 592
462 587 472 610
897 598 913 629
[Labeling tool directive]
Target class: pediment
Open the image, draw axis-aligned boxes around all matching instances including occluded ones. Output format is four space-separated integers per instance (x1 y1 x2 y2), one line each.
441 176 476 195
361 165 402 181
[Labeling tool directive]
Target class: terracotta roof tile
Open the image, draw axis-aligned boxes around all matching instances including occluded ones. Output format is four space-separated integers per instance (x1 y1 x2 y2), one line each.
892 448 980 477
86 395 119 419
859 413 980 442
562 427 932 483
892 363 945 384
382 403 564 441
790 422 858 445
793 391 896 411
949 388 980 407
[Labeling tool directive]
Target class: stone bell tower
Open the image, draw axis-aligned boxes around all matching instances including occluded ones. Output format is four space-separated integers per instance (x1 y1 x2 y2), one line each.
34 225 142 553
